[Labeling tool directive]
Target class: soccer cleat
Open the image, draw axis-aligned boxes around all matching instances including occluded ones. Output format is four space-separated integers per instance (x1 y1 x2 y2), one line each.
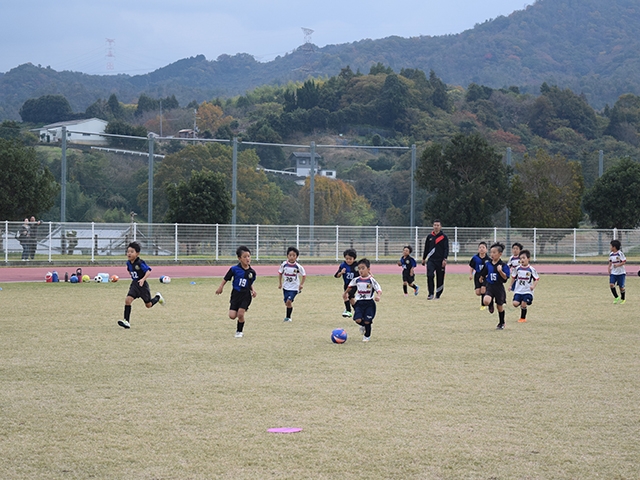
414 285 419 296
342 310 353 318
362 336 370 342
156 292 165 306
427 295 434 300
620 299 626 305
283 317 292 322
234 331 244 338
118 319 130 329
359 325 366 335
496 323 505 330
613 297 621 304
480 305 487 310
518 318 527 323
488 302 495 314
404 293 408 297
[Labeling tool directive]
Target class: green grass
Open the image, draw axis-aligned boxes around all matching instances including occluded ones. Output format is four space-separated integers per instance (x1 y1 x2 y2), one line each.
1 274 638 479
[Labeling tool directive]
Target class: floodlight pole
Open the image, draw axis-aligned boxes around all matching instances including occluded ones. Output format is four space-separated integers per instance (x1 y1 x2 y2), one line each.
410 144 416 228
309 142 316 256
60 126 67 223
148 133 154 229
232 137 238 226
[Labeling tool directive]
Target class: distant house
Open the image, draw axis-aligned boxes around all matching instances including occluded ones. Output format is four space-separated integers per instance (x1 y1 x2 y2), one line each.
33 118 108 146
178 129 196 138
287 152 336 178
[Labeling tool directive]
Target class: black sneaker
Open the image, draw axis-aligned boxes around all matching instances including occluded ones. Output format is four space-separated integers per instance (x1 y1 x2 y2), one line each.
496 323 505 330
488 302 495 314
427 295 434 300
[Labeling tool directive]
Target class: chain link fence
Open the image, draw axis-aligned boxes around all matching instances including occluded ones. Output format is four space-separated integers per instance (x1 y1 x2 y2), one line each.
1 221 635 264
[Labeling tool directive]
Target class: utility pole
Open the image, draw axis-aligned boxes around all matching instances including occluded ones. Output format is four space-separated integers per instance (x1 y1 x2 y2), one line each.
309 142 316 256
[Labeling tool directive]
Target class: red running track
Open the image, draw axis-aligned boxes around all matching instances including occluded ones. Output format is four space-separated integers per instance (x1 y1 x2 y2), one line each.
0 262 614 283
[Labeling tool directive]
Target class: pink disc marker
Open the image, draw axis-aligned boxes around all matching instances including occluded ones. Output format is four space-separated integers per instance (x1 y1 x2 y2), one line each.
268 427 302 433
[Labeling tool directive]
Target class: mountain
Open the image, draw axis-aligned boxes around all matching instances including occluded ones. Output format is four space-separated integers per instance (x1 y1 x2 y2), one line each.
1 0 639 120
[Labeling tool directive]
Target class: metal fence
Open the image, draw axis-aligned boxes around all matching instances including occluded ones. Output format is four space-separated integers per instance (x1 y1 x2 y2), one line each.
2 221 636 264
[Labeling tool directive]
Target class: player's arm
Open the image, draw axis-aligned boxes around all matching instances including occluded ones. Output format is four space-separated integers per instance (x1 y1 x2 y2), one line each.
531 277 539 291
215 279 227 295
299 274 306 291
251 284 257 298
334 267 344 278
497 264 509 280
277 271 283 289
138 267 152 286
342 284 355 301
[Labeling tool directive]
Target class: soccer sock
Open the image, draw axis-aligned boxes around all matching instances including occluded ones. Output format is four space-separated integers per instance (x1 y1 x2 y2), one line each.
412 284 418 291
236 321 244 333
150 295 159 306
403 285 408 294
610 287 618 298
124 305 131 321
364 324 372 337
498 310 505 324
344 301 351 312
286 307 293 318
521 308 528 319
621 290 626 300
480 296 484 306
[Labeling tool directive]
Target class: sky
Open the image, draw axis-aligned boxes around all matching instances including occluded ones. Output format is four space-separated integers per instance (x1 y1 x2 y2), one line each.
1 0 531 75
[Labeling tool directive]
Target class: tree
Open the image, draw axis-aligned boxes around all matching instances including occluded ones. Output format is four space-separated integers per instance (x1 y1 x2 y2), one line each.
105 120 147 150
19 95 74 124
416 133 507 226
0 139 59 220
298 176 375 225
583 157 640 229
509 150 584 229
165 169 231 224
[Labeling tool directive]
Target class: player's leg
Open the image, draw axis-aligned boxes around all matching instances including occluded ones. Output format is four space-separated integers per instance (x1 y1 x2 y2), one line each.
284 290 294 321
435 264 445 298
619 275 626 303
235 308 247 337
119 295 135 328
403 280 408 296
496 287 506 328
610 275 620 303
426 262 436 299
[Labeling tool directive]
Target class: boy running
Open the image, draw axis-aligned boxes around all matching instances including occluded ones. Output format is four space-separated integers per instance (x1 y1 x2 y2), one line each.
608 240 626 304
469 241 489 309
278 247 306 322
118 241 165 329
344 258 382 342
507 242 523 291
398 245 419 296
479 242 510 330
334 248 358 317
511 250 539 322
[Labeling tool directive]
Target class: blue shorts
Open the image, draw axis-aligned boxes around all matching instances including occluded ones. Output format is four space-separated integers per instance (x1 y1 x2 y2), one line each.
513 293 533 305
283 289 298 303
354 299 376 324
610 274 626 288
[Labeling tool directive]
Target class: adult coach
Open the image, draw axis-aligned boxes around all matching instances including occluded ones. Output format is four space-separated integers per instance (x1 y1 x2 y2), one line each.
421 219 449 300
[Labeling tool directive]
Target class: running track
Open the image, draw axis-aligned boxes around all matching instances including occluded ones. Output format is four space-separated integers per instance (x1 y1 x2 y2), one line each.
0 262 617 283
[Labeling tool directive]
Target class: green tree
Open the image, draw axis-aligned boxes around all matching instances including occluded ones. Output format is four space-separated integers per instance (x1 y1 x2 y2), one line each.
19 94 74 124
416 133 507 226
509 150 584 228
377 73 409 129
105 120 147 150
0 139 59 219
604 93 640 146
583 157 640 229
106 94 125 120
165 169 232 224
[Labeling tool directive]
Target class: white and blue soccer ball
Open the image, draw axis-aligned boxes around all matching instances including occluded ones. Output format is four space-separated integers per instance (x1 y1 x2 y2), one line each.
160 275 171 284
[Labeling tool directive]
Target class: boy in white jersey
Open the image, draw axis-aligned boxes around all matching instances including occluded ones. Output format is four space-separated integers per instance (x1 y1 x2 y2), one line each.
511 249 539 322
344 258 382 342
507 242 523 292
608 240 626 304
278 246 306 322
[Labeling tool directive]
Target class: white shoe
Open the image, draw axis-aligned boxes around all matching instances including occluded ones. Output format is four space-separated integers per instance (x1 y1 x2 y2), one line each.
283 317 292 322
342 310 353 318
362 336 370 342
359 325 366 335
118 319 130 329
156 292 165 306
234 331 244 338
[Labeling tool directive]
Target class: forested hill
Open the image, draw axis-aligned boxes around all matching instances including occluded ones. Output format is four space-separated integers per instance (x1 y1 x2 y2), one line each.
1 0 639 120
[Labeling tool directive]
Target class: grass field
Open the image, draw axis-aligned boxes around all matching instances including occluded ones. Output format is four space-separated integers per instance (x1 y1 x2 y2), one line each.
1 273 639 479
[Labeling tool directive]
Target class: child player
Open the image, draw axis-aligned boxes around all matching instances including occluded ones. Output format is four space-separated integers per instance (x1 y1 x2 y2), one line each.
344 258 382 342
215 246 257 337
511 249 539 322
118 241 165 329
608 239 626 304
479 242 510 330
278 246 306 322
507 242 523 292
334 248 358 317
469 241 489 309
397 245 419 296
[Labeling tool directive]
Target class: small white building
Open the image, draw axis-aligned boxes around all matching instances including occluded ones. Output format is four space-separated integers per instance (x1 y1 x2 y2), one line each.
34 118 108 146
287 152 336 178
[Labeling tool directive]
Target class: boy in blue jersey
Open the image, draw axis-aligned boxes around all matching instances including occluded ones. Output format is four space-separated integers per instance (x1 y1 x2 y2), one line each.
511 250 539 322
334 248 358 317
278 246 306 322
479 242 510 330
397 245 419 296
118 241 165 329
344 258 382 342
608 240 626 304
469 241 489 309
215 246 257 337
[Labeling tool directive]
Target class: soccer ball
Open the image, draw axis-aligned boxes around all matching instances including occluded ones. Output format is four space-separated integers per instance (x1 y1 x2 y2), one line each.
110 275 119 283
82 274 91 283
331 328 348 344
94 275 102 283
70 275 79 283
160 275 171 284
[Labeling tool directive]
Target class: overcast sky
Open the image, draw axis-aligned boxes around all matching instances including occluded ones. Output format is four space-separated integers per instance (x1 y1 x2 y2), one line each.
2 0 530 75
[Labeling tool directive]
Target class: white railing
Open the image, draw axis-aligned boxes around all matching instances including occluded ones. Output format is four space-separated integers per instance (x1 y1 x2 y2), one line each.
0 221 630 264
